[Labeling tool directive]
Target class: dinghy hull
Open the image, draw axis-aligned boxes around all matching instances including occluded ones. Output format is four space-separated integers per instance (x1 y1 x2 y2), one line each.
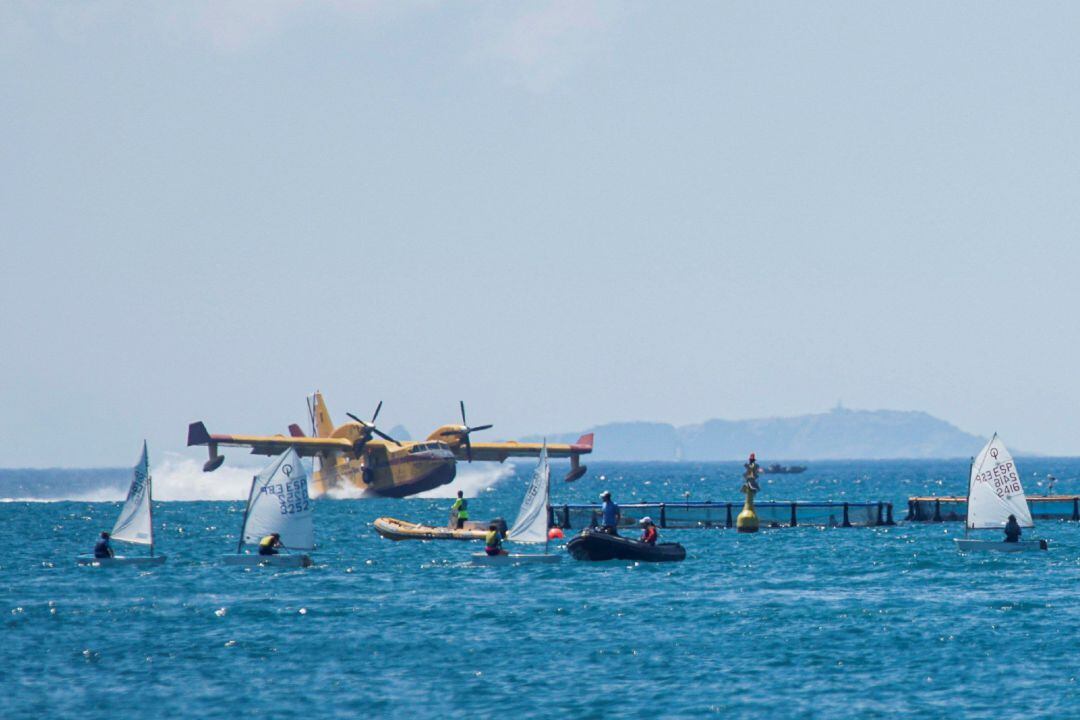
470 553 562 565
954 539 1048 553
567 529 686 562
374 516 491 541
222 554 313 568
77 555 167 566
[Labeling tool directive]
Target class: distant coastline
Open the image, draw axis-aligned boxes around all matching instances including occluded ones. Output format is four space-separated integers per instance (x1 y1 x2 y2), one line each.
524 407 992 462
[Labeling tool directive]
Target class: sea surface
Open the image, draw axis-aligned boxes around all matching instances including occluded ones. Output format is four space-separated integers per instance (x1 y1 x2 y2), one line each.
4 458 1080 719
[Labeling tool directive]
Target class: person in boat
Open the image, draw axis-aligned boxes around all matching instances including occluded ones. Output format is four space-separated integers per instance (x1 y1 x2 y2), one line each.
639 517 658 545
94 531 114 559
258 532 284 556
599 491 620 535
484 524 507 556
1004 514 1021 543
450 490 469 529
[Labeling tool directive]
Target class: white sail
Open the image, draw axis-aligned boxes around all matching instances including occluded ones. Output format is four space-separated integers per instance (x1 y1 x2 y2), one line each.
111 441 153 546
967 434 1033 530
241 449 314 551
508 441 550 544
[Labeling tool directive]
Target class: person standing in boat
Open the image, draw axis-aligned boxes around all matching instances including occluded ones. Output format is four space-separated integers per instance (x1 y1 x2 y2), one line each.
258 532 283 556
1004 514 1021 543
743 453 762 493
599 491 620 535
94 531 114 559
484 524 507 556
639 517 658 545
449 490 469 529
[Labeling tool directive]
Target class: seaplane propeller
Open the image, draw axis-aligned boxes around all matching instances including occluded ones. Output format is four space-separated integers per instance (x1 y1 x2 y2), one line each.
448 401 493 462
345 401 400 454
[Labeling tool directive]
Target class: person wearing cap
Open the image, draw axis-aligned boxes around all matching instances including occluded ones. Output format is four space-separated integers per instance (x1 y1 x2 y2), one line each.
599 491 620 535
639 517 658 545
258 532 283 556
93 531 114 559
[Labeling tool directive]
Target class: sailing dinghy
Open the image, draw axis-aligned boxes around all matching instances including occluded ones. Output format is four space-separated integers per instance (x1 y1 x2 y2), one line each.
471 441 562 565
954 434 1048 553
223 449 315 568
78 442 166 566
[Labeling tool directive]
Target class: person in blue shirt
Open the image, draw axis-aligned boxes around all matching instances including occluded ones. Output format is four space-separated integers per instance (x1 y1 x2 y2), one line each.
94 531 114 559
599 491 620 535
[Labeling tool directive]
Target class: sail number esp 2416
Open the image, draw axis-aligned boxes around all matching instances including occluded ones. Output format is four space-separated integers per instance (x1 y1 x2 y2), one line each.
976 461 1021 499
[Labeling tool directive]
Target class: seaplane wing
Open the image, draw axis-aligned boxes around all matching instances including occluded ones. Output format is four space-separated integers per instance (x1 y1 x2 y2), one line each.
461 434 595 462
187 421 354 471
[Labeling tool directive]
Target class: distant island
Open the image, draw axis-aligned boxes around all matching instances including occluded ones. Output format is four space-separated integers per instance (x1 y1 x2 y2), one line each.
522 407 987 461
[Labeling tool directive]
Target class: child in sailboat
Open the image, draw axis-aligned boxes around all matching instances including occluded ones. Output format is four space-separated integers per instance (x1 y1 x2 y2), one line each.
258 533 283 556
484 524 507 556
94 532 114 559
1004 515 1021 543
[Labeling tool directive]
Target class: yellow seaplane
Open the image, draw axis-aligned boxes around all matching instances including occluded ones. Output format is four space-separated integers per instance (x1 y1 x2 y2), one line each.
187 392 593 498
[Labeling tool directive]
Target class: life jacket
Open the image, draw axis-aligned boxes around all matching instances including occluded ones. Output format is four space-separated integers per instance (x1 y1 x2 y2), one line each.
259 535 277 548
484 529 501 549
453 498 469 520
641 525 658 545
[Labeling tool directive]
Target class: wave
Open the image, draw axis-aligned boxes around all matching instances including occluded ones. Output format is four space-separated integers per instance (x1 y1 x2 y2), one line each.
148 454 257 501
411 462 518 499
0 455 523 502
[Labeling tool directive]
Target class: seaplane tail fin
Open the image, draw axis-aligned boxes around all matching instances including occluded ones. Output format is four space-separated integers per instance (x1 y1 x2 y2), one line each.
311 391 335 438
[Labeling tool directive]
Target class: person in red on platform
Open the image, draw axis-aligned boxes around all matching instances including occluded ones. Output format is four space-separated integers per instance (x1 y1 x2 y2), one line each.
639 517 658 545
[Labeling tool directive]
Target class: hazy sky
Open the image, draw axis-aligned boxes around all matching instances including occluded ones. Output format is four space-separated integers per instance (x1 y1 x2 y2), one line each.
2 1 1079 466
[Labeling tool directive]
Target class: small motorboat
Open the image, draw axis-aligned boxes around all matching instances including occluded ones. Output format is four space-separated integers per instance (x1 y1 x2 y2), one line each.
374 516 504 542
567 528 686 562
762 464 807 474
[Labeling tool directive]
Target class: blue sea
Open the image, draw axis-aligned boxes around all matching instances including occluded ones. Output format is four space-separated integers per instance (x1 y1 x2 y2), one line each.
4 458 1080 719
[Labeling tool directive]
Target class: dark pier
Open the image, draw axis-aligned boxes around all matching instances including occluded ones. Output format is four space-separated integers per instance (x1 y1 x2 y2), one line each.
549 500 895 530
907 495 1080 522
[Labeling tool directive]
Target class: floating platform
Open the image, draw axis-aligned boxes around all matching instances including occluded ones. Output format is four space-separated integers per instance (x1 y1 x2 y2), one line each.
549 500 895 530
907 495 1080 522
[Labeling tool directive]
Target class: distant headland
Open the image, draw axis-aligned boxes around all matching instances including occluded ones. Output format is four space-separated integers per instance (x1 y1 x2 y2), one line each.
522 407 988 461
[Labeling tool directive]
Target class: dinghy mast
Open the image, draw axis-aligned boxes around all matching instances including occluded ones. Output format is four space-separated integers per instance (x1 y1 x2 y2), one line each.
149 460 155 558
238 476 257 554
972 453 980 537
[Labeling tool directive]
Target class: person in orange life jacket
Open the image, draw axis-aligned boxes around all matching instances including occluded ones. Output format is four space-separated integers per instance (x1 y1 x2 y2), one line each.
484 524 507 556
639 517 658 545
